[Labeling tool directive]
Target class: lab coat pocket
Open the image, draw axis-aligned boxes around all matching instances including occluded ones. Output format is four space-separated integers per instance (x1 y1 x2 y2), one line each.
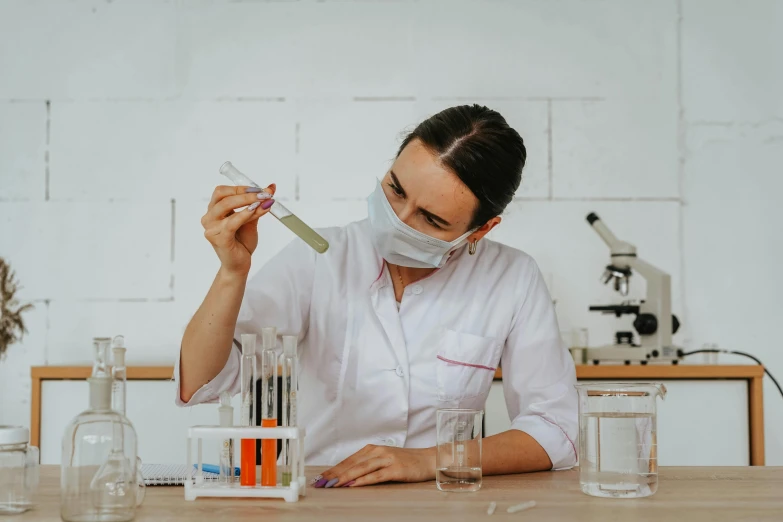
436 329 501 402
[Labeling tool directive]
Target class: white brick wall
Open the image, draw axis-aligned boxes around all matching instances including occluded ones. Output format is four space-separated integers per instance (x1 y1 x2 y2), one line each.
48 100 297 199
0 103 47 200
0 0 180 100
552 100 680 199
0 0 781 464
682 0 783 122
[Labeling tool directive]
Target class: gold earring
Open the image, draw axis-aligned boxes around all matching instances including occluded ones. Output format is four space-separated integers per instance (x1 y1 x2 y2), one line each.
468 240 478 255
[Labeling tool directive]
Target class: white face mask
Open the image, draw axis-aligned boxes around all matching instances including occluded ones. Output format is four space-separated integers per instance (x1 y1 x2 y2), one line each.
367 180 475 269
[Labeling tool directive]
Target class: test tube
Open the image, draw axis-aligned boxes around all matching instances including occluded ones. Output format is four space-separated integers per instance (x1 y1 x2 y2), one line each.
110 336 127 415
260 327 278 487
239 334 257 487
280 335 298 487
218 391 235 485
219 161 329 254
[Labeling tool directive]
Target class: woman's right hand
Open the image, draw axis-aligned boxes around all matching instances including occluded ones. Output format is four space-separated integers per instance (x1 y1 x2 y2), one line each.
201 184 276 277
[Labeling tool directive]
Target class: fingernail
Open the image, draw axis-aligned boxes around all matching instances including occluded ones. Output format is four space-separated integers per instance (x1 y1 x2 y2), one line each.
256 191 272 200
247 201 260 212
309 475 323 485
261 199 275 210
325 478 339 488
344 480 356 487
245 187 263 193
314 478 328 488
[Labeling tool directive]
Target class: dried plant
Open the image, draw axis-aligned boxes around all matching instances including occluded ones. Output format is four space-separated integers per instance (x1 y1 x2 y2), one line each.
0 257 33 360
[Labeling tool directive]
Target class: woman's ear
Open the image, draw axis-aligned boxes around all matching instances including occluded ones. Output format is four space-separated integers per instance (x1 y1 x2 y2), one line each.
468 217 502 242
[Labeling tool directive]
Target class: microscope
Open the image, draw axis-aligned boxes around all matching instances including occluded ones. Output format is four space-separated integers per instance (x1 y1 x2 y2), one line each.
585 213 681 365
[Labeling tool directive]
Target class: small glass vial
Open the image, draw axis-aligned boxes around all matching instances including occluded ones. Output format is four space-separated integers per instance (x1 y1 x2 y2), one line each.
0 426 39 515
61 376 138 522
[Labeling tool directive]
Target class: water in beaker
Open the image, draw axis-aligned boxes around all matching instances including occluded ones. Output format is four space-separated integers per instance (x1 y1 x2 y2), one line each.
575 383 666 498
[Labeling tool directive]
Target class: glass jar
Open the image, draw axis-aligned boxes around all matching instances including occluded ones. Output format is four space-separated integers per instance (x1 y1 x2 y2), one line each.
0 426 39 515
61 377 138 522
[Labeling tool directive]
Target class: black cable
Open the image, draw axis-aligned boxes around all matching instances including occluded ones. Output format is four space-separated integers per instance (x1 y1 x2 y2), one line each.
678 349 783 401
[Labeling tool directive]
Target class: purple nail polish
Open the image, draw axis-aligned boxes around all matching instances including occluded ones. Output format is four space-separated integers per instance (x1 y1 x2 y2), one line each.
344 480 356 487
325 478 339 488
257 192 272 200
245 187 263 193
309 474 323 485
247 201 260 212
314 478 328 488
261 198 275 210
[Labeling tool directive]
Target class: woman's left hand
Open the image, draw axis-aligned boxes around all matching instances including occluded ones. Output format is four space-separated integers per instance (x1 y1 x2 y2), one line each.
316 445 436 488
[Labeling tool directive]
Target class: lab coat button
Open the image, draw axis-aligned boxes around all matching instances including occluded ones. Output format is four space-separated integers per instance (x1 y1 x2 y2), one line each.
385 439 396 447
395 366 404 377
412 285 423 295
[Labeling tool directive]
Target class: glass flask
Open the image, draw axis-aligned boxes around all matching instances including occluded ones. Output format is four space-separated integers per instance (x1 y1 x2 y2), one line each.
0 426 39 514
61 376 138 522
575 382 666 499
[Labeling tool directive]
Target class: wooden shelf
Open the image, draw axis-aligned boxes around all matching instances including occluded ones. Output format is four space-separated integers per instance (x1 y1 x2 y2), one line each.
494 364 764 380
30 364 766 465
31 365 173 380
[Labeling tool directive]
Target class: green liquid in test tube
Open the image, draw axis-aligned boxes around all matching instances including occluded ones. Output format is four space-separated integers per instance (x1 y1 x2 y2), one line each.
219 161 329 254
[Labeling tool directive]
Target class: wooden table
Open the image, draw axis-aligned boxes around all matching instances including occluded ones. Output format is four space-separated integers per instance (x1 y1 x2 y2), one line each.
31 364 767 465
20 466 783 521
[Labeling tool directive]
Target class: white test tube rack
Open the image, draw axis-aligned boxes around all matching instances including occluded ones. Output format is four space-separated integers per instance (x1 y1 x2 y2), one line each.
185 425 306 502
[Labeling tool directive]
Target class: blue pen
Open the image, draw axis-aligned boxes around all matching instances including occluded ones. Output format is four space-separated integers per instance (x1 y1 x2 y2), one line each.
195 464 240 476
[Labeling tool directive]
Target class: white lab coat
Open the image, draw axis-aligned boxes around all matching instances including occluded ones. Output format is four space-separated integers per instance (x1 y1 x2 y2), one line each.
175 218 578 469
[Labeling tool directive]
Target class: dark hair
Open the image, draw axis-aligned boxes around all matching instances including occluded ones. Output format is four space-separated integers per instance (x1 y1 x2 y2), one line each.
397 104 526 230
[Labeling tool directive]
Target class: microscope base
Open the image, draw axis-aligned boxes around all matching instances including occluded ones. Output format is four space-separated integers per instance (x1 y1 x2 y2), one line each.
585 345 679 364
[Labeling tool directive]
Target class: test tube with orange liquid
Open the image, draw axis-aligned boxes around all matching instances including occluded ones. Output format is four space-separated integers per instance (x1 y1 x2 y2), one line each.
260 327 279 486
239 334 258 486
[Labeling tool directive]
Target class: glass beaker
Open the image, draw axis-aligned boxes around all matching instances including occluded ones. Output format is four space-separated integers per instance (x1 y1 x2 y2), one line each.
575 383 666 498
435 409 483 492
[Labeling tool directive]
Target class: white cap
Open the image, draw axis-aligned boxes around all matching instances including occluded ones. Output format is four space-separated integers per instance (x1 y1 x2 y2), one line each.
282 335 297 357
0 426 29 445
241 334 256 356
261 327 277 351
88 376 113 411
218 392 233 427
112 335 125 349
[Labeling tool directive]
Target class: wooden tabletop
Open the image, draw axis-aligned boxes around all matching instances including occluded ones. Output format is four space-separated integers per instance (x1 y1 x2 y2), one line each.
21 466 783 521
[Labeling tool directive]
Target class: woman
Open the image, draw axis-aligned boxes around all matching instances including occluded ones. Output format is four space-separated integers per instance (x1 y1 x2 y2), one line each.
176 105 577 488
